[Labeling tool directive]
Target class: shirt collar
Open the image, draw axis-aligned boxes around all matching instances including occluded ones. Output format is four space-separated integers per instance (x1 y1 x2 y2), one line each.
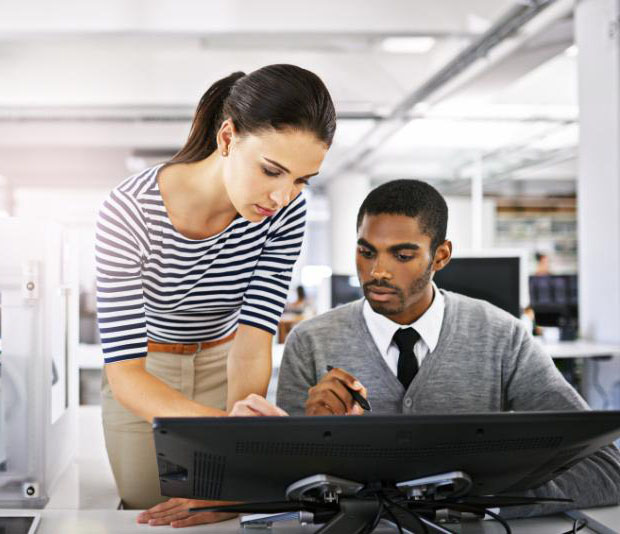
363 282 445 357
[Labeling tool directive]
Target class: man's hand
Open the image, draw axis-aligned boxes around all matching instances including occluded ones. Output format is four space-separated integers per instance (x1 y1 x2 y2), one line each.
229 393 288 416
136 498 237 527
305 367 368 416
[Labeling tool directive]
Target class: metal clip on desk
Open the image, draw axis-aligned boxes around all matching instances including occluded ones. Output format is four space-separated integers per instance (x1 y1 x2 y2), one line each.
240 471 472 533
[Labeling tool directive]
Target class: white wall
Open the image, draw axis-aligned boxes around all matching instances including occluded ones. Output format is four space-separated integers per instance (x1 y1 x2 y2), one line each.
445 196 496 253
13 187 109 292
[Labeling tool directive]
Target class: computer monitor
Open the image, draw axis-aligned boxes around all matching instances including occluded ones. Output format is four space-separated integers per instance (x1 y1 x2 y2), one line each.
0 514 40 534
434 253 524 318
529 275 579 336
153 411 620 503
330 274 363 308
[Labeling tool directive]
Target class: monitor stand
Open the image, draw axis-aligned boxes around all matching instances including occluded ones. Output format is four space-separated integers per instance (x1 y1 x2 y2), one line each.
240 472 472 533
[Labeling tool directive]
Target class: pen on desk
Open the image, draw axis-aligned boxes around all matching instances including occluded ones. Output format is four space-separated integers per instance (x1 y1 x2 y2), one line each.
326 365 372 412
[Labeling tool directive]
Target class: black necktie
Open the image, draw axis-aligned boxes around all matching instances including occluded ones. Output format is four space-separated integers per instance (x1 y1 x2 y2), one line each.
393 328 420 389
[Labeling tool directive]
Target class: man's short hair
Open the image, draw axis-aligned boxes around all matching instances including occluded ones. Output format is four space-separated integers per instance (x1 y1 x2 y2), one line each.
356 179 448 253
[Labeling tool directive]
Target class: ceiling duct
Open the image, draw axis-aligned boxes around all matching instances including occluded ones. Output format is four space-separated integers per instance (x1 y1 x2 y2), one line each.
331 0 561 176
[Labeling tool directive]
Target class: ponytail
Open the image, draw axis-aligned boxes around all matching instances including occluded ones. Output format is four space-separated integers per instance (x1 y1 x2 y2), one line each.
168 65 336 167
169 71 245 165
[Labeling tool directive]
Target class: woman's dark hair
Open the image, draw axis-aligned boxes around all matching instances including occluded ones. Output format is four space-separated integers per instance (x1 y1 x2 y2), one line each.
169 64 336 164
356 179 448 254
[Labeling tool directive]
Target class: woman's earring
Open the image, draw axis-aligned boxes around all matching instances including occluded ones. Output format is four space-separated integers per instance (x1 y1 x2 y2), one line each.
222 150 228 157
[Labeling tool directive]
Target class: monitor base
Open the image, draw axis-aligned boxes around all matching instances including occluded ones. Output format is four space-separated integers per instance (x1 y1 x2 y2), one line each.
240 472 468 533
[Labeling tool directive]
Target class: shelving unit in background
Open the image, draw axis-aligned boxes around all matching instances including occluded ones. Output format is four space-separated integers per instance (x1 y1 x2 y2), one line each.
494 196 577 274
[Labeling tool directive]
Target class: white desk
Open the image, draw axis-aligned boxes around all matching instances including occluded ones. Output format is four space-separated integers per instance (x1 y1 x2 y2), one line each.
542 340 620 360
570 506 620 534
537 340 620 408
3 508 618 534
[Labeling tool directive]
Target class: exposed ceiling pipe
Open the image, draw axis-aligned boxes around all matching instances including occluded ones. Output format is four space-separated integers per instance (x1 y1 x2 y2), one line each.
328 0 561 177
452 119 576 177
446 145 577 195
0 107 379 122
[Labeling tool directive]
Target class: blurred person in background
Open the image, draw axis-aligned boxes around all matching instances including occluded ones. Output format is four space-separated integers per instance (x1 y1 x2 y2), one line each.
286 285 310 315
534 251 551 276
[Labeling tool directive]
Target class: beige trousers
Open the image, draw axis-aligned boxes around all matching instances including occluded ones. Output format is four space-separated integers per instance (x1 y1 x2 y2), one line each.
101 341 232 509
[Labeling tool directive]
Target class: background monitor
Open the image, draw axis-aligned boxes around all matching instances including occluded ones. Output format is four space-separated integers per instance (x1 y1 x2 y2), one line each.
0 514 40 534
330 274 363 308
529 274 579 332
154 411 620 503
434 253 524 318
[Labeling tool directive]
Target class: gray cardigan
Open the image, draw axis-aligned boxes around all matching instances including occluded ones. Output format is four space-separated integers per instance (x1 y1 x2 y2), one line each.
276 291 620 518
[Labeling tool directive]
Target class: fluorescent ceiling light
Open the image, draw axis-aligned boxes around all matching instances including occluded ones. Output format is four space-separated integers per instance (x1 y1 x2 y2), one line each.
380 36 436 54
565 45 578 57
413 101 431 115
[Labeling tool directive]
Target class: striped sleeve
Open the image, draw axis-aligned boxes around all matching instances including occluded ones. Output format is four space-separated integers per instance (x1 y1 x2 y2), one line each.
95 189 150 364
238 193 307 334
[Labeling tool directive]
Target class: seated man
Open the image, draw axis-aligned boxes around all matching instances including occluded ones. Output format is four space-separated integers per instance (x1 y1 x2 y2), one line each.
276 179 620 518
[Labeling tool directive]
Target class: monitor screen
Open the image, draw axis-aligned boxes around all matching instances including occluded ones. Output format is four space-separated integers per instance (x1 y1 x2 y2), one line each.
0 515 38 534
434 256 521 317
529 275 579 328
330 275 363 308
529 275 578 307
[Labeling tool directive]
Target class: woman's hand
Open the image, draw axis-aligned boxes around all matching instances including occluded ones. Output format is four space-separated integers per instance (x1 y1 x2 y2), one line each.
136 498 237 527
136 396 286 527
229 393 288 416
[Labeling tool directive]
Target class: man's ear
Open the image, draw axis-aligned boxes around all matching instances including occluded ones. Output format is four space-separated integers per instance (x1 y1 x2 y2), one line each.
432 240 452 273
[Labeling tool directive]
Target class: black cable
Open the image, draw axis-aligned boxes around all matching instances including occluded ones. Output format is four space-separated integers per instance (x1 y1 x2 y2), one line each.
446 503 511 534
380 495 404 534
380 493 432 534
481 507 512 534
363 498 384 534
372 499 385 534
559 518 587 534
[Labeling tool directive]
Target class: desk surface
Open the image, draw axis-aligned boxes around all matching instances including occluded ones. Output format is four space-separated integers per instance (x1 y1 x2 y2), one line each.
2 508 616 534
539 340 620 359
80 340 620 369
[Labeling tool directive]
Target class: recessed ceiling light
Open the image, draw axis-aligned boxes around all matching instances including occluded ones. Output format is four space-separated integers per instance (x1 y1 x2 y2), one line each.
380 36 436 54
413 102 431 115
565 44 578 57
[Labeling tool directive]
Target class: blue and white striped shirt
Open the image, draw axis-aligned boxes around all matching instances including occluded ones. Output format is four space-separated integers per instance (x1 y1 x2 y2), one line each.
95 165 306 364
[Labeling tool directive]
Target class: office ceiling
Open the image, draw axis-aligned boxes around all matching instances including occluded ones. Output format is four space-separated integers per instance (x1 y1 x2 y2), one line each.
0 0 578 195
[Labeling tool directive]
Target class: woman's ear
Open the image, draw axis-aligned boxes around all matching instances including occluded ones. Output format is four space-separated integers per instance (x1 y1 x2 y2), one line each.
217 118 235 156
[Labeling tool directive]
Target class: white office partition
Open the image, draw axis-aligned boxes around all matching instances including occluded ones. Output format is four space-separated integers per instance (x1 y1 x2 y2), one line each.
0 219 79 507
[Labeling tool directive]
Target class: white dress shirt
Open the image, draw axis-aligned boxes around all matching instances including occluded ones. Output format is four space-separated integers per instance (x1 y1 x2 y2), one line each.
362 282 445 376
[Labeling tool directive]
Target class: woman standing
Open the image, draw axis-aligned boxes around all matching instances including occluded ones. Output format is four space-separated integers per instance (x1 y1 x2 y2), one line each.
95 64 336 511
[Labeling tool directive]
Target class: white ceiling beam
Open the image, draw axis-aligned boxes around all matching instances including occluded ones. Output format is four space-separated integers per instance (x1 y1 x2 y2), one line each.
0 45 437 109
0 120 188 148
0 0 513 36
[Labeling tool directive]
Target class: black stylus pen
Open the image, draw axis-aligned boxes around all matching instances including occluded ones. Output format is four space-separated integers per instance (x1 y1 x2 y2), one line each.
326 365 372 412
